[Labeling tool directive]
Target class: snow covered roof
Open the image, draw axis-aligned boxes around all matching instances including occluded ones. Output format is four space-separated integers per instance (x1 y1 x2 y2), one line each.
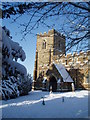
42 77 47 83
54 63 73 83
57 79 61 83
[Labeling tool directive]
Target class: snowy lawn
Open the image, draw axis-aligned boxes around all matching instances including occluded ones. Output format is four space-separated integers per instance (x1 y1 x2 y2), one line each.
0 90 88 118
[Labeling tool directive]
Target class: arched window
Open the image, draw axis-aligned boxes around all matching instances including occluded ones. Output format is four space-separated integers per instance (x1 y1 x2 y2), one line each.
65 59 67 65
59 43 61 48
42 40 46 49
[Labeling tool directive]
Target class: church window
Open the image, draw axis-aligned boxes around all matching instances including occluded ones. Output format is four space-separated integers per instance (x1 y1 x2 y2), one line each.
42 40 46 49
65 59 67 65
59 43 61 49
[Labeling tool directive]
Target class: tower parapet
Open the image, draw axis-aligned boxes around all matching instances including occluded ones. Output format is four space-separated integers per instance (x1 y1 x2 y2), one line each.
59 51 89 68
37 29 65 39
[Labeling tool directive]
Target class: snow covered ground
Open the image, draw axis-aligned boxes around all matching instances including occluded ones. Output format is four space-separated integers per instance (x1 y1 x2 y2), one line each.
0 90 88 118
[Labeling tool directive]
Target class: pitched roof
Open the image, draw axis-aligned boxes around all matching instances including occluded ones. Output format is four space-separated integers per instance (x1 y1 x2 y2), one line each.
54 63 73 83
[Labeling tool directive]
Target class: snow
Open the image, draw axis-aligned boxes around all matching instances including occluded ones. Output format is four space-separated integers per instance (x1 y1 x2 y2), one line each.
1 77 20 100
1 25 29 100
1 26 27 76
54 63 73 83
57 78 61 83
42 77 47 83
76 61 81 64
1 90 88 118
54 48 62 53
84 60 88 64
4 58 27 76
2 26 26 61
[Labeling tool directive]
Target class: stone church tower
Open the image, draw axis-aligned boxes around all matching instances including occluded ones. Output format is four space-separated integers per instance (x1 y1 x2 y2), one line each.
33 29 65 81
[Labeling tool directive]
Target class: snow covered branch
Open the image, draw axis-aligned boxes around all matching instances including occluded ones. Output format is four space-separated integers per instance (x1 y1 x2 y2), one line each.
1 26 32 100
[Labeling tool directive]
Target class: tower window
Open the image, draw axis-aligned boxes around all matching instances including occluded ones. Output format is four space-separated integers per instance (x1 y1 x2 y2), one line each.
59 43 61 48
42 40 46 49
65 59 67 65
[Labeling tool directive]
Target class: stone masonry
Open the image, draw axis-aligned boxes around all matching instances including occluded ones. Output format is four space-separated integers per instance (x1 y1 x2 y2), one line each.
33 29 90 91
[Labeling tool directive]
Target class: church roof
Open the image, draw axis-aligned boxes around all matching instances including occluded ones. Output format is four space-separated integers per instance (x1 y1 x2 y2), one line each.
54 63 73 83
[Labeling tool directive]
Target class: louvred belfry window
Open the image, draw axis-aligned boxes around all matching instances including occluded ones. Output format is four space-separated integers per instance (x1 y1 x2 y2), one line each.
42 40 46 49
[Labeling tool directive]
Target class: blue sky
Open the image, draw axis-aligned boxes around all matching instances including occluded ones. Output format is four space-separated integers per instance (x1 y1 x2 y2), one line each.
2 18 37 76
1 2 88 77
2 11 68 77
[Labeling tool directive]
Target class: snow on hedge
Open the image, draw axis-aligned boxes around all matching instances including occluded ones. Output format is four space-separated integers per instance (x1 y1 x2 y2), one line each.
1 77 20 100
4 58 27 76
2 26 26 61
1 25 27 77
0 26 32 100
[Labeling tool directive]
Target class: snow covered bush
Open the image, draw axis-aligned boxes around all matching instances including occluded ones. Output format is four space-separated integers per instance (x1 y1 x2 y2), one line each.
17 74 32 96
1 76 19 100
0 26 32 100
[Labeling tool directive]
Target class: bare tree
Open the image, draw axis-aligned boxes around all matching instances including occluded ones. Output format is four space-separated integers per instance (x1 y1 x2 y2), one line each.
1 2 90 52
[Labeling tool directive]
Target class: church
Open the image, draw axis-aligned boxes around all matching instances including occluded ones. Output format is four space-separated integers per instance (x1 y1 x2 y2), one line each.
33 29 90 92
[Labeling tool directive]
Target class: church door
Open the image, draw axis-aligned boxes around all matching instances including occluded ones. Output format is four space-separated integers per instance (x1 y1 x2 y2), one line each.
49 76 57 92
